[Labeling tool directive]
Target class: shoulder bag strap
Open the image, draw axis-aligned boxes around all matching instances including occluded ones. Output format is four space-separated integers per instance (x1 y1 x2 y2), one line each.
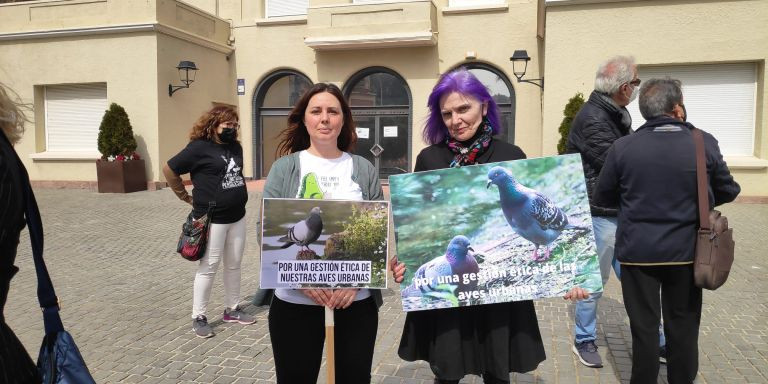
20 166 65 334
692 128 710 230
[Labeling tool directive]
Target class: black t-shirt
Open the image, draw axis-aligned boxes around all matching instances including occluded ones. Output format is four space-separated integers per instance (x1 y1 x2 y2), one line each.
167 139 248 223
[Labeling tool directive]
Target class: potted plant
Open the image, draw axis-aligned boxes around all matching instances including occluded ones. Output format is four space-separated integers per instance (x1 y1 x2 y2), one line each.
95 103 147 193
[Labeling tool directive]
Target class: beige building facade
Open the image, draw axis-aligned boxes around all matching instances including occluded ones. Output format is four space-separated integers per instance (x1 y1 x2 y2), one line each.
1 0 765 196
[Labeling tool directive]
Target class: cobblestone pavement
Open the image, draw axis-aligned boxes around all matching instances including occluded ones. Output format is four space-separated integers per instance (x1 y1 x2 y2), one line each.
5 189 767 384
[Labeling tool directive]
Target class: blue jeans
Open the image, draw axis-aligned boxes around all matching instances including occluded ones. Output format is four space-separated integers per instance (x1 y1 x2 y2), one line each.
573 217 666 346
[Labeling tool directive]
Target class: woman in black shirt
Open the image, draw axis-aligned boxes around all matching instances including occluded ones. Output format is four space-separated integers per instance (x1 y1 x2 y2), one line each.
163 106 254 339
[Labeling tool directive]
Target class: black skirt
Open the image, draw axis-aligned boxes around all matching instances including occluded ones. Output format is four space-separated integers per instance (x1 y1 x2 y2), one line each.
398 300 546 381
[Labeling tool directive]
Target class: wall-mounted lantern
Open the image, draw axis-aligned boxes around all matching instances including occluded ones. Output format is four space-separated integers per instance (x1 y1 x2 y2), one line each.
509 50 543 89
168 61 199 97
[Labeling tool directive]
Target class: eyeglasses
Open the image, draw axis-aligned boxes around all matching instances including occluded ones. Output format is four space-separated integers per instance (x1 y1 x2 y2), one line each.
628 79 641 87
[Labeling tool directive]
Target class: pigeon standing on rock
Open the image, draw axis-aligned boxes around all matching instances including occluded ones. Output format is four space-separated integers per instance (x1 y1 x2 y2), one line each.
486 166 579 262
279 207 323 250
404 235 479 297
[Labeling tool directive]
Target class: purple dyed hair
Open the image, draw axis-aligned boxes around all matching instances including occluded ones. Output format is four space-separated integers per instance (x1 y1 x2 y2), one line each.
424 68 501 145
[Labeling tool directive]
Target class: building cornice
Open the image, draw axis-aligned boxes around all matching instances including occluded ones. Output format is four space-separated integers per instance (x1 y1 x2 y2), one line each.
0 23 233 54
545 0 645 6
304 31 436 50
309 0 432 10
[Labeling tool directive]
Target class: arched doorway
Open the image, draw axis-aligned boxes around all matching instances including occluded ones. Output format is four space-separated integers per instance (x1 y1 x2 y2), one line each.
252 70 313 178
463 64 517 144
343 67 412 180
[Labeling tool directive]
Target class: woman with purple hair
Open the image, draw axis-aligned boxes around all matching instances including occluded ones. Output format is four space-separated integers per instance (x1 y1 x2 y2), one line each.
390 69 587 383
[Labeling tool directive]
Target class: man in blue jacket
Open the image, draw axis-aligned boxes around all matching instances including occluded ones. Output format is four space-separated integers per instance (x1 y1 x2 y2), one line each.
594 78 740 384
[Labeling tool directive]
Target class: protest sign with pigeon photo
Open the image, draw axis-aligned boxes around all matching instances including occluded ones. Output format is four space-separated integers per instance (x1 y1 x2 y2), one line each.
389 154 602 311
260 198 390 289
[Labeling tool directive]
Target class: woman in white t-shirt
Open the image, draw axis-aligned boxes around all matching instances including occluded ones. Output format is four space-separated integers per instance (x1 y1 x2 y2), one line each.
261 83 384 384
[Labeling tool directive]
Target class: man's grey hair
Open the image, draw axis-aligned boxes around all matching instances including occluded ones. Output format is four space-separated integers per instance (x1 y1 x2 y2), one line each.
638 78 683 120
594 56 636 95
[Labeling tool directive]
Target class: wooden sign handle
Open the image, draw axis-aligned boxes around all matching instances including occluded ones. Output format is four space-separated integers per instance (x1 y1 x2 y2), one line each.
325 306 335 384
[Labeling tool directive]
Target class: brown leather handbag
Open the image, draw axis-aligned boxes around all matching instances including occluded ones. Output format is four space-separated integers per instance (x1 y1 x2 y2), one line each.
692 129 735 290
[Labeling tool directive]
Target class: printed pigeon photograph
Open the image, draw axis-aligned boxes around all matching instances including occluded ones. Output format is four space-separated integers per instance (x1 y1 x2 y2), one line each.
260 198 390 290
389 154 602 312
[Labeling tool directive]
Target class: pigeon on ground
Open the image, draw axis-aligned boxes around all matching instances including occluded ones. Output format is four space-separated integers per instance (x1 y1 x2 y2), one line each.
403 235 479 297
279 207 323 250
486 166 580 262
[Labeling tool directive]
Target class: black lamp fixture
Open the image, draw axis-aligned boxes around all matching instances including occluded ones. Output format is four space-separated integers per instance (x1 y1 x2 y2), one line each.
509 50 543 89
168 61 199 97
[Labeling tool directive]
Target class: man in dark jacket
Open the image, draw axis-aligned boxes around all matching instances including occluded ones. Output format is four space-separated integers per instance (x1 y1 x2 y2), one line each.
594 78 740 384
566 56 645 368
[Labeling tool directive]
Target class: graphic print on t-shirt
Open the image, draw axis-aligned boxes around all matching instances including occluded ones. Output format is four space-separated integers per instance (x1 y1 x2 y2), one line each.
221 154 245 190
318 174 341 191
299 173 325 199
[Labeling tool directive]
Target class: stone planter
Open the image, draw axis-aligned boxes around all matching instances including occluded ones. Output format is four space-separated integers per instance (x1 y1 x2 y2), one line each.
96 159 147 193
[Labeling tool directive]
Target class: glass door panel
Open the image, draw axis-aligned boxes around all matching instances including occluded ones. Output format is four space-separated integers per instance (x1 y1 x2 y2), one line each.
353 116 376 166
378 115 409 177
261 115 286 176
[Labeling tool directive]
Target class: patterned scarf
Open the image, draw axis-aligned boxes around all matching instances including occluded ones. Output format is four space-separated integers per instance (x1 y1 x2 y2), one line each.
446 117 493 167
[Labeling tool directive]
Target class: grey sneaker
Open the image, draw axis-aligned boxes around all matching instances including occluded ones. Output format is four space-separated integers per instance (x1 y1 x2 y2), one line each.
193 315 214 338
573 341 603 368
222 306 256 325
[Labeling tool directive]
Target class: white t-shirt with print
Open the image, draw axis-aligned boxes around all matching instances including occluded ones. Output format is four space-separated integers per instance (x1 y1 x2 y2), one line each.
276 150 370 305
294 151 363 200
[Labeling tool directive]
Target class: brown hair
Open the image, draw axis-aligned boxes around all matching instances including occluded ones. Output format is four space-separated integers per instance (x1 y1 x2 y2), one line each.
189 105 239 144
276 83 356 156
0 83 29 145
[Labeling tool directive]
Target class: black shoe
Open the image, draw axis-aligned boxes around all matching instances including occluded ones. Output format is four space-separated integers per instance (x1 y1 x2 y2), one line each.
659 345 667 364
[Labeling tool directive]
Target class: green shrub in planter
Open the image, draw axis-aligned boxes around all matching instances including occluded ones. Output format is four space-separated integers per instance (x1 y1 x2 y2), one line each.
557 92 585 155
98 103 138 161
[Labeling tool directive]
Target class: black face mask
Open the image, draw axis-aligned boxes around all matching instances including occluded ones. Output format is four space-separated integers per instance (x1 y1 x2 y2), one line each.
219 128 237 143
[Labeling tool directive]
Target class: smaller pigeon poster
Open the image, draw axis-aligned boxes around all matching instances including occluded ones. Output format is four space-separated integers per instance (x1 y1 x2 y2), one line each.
260 198 390 289
389 154 602 312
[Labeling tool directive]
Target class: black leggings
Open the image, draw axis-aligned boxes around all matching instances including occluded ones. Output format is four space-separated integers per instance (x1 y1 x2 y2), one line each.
268 295 378 384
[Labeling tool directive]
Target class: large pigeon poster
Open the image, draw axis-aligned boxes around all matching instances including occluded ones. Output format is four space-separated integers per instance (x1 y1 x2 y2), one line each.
389 154 602 311
260 198 390 289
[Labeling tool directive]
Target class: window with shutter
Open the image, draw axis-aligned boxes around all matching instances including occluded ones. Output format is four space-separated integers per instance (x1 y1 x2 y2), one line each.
266 0 309 18
44 83 108 153
627 63 757 156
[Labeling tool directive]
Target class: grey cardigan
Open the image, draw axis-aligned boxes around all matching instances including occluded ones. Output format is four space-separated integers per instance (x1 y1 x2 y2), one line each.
253 151 385 308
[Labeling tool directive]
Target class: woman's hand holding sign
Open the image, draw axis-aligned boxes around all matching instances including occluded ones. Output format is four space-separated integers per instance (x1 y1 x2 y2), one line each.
303 288 360 309
390 256 406 284
302 288 334 306
329 289 359 309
